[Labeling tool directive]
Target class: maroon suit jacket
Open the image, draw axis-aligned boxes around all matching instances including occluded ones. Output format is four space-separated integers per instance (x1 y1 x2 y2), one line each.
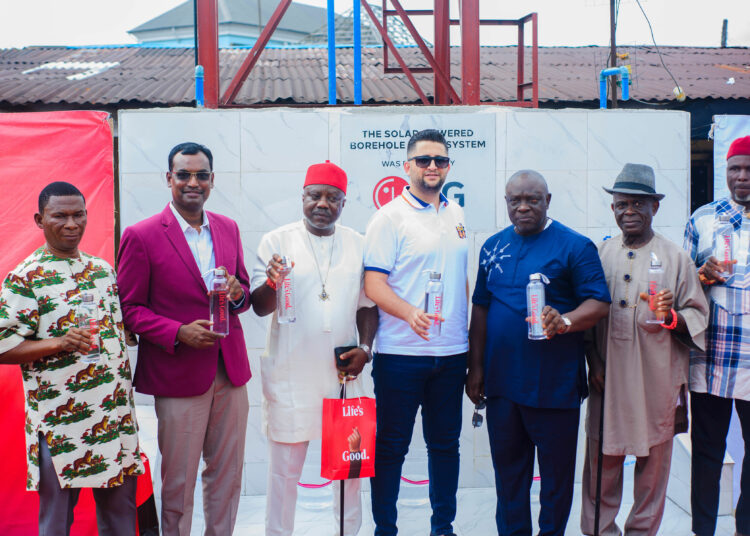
117 204 252 397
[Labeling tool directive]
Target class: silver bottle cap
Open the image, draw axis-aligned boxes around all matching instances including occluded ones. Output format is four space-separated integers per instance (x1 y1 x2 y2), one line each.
650 252 662 268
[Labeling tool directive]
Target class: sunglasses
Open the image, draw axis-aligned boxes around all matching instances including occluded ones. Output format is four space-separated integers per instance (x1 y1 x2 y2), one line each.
171 171 212 182
472 397 487 428
409 155 450 169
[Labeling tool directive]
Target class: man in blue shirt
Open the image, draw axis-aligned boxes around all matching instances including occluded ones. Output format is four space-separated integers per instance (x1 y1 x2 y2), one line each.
467 170 610 536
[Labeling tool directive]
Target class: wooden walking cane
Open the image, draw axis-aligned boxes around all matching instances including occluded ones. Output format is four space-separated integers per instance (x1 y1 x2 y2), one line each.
339 381 345 536
594 371 605 536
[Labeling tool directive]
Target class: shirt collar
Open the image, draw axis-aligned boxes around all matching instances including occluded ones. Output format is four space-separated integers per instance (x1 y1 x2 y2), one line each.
728 198 749 215
401 186 449 210
169 202 209 233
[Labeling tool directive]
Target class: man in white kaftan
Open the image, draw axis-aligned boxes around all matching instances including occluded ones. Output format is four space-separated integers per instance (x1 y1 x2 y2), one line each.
251 161 378 536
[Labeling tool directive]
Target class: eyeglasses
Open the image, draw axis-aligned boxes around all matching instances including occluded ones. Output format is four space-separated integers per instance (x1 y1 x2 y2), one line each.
472 397 487 428
170 171 212 182
409 155 450 169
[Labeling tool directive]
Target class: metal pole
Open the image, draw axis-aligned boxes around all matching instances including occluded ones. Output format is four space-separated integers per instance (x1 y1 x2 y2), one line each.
327 0 337 105
353 0 362 105
193 0 198 67
460 0 481 104
196 0 219 108
340 481 345 536
434 0 450 104
609 0 618 108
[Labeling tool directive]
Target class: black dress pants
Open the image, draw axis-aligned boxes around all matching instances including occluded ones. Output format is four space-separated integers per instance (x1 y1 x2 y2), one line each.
691 391 750 536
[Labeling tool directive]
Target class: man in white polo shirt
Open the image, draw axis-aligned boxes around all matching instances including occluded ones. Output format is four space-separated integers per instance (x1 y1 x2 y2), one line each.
364 129 469 536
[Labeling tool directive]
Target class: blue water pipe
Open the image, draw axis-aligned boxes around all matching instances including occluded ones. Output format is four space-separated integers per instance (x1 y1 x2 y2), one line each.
195 65 204 108
327 0 336 105
599 66 630 109
353 0 362 105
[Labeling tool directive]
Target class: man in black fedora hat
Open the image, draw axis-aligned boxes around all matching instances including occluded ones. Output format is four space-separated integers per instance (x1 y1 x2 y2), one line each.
581 163 708 536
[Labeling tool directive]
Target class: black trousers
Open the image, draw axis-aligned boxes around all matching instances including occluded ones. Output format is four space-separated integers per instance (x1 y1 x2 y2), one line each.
486 396 580 536
691 391 750 536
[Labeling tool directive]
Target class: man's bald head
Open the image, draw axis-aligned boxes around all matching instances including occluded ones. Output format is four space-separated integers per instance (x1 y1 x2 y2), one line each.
505 169 551 236
505 170 549 196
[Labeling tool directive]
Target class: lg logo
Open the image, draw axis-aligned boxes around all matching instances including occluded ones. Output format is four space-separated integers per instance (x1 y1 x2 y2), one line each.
373 177 465 209
373 176 408 209
443 181 464 207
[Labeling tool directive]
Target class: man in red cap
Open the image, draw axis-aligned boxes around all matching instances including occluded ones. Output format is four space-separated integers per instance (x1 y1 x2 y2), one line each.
251 161 378 536
684 135 750 536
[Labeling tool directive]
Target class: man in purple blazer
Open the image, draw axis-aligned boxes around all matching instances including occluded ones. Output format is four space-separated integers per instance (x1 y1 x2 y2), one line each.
117 142 252 536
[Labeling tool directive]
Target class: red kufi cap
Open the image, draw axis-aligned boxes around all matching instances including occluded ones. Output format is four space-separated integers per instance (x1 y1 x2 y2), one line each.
727 136 750 160
304 160 348 194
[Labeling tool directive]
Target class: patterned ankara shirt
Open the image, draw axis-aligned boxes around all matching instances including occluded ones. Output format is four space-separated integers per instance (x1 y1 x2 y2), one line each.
0 248 143 490
684 197 750 400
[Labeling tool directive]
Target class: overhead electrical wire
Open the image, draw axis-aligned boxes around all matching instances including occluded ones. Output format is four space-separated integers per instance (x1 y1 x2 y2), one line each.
633 0 682 90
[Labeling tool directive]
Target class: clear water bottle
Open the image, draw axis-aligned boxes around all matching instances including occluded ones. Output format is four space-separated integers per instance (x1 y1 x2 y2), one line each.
527 273 549 340
76 292 100 363
210 268 229 335
714 213 734 278
646 252 665 324
277 256 296 324
424 271 443 339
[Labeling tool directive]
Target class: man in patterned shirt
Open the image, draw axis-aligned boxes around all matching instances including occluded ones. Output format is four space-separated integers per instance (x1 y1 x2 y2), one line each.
0 181 143 536
684 135 750 536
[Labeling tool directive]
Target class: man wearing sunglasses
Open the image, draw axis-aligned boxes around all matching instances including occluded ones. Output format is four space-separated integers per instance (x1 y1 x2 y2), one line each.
117 142 253 536
364 129 469 536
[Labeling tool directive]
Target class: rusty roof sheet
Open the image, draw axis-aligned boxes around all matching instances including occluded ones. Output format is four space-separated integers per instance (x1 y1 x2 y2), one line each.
0 45 747 107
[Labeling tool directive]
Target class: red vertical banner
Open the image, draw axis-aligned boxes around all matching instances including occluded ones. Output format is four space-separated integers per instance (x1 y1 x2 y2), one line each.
0 110 115 279
0 111 115 535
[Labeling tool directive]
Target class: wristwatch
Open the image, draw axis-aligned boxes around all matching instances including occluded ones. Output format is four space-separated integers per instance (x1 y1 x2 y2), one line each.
359 343 373 362
561 315 572 334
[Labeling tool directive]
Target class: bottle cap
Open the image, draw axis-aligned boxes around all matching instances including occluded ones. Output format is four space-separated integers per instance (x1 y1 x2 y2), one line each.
650 252 662 268
81 293 94 302
719 213 731 223
429 272 441 280
529 273 550 284
214 268 226 276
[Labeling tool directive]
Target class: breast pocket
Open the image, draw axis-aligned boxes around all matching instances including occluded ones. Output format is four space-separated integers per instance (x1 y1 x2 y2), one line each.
610 305 635 341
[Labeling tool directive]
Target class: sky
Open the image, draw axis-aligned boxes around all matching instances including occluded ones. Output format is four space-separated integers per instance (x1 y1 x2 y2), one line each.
0 0 748 49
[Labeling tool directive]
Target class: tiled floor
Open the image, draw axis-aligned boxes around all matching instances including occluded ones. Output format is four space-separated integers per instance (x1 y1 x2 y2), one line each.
136 405 737 535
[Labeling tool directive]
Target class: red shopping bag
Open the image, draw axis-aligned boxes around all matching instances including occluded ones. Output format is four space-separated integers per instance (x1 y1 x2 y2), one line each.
321 396 376 480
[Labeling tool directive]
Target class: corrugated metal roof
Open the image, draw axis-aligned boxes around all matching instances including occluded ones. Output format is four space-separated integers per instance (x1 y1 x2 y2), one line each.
0 45 747 107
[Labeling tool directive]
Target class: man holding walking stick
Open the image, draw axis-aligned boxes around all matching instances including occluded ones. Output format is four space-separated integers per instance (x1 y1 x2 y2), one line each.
581 164 708 536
